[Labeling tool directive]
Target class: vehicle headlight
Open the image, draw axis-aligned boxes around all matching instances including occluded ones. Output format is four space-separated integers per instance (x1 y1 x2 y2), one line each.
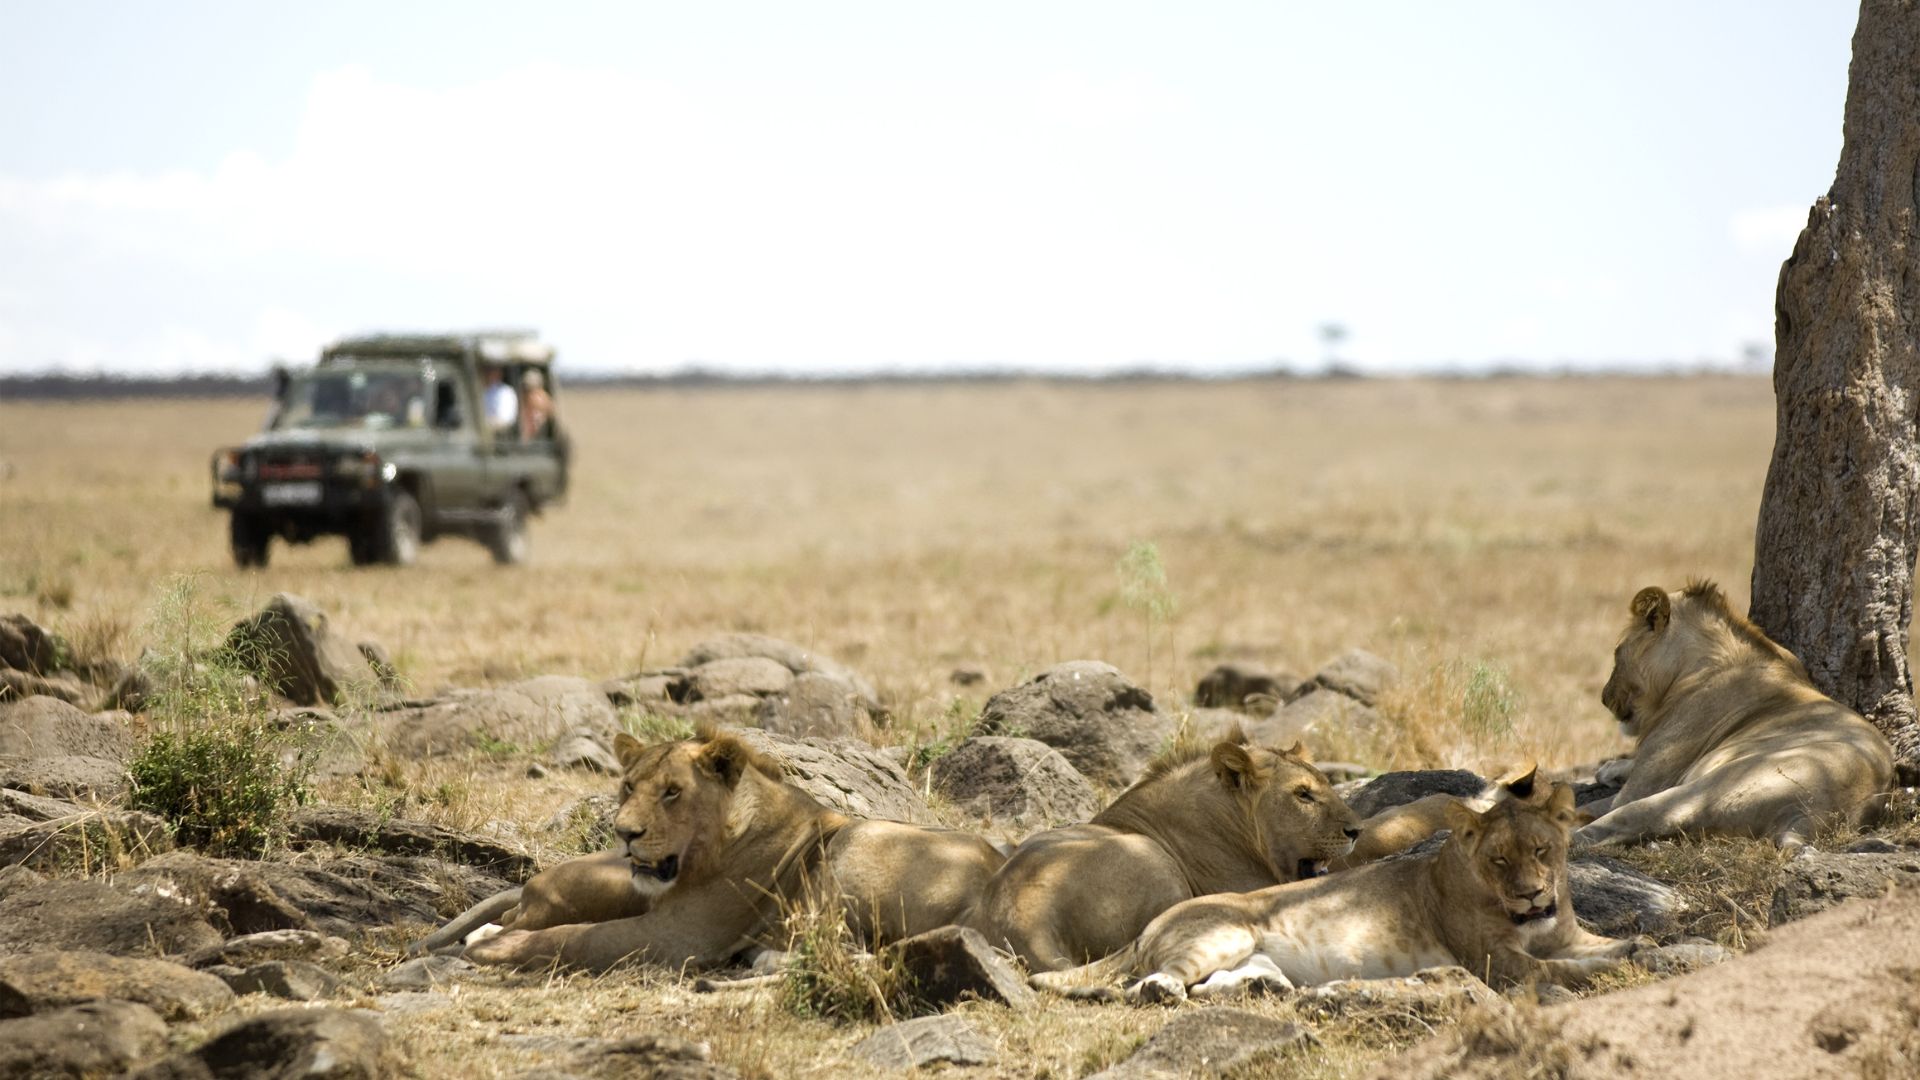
380 462 398 482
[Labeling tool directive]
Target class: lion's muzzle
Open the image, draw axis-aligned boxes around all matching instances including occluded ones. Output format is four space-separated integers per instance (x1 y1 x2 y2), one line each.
631 853 681 884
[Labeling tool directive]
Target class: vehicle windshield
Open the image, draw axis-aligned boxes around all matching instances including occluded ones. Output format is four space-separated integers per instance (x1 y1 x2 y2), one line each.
274 369 428 431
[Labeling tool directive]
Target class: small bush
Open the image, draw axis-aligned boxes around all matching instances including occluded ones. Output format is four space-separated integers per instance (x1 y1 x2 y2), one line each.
125 576 313 858
778 903 911 1023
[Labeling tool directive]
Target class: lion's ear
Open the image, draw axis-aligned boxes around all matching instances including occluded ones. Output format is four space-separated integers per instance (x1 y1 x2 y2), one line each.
1443 798 1481 849
1212 741 1260 791
1498 761 1540 802
1283 740 1314 765
1546 782 1579 828
1632 587 1671 633
613 732 645 772
697 735 752 787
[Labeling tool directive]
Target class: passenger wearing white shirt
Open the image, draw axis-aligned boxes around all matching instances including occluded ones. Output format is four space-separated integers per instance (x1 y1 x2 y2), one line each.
483 367 518 434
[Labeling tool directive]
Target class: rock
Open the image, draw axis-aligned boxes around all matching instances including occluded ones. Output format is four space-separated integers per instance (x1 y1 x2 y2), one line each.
0 753 128 799
1569 856 1689 940
0 615 64 675
377 955 475 991
1194 663 1289 711
0 950 234 1020
1341 770 1487 820
950 667 986 687
685 656 793 701
600 671 682 708
1769 848 1920 927
0 667 96 709
1294 967 1506 1031
684 694 761 722
1633 941 1732 976
851 1014 997 1069
565 1034 738 1080
185 929 345 970
975 661 1175 787
680 633 880 706
130 1006 385 1079
0 999 168 1078
0 877 226 957
551 727 620 773
0 696 133 761
0 809 174 872
222 960 343 1001
754 671 877 741
223 594 388 708
0 787 82 822
1256 688 1384 746
1294 649 1399 706
881 925 1034 1009
1089 1007 1308 1078
375 675 619 759
0 864 44 900
928 736 1100 826
287 805 538 881
123 849 514 939
735 729 935 823
372 991 452 1015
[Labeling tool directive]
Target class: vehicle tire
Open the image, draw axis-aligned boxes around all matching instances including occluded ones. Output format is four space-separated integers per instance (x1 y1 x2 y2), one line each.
347 532 380 566
230 513 270 568
486 491 531 566
378 489 423 567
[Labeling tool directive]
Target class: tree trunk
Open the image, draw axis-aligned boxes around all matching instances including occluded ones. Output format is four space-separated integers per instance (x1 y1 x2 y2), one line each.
1751 0 1920 776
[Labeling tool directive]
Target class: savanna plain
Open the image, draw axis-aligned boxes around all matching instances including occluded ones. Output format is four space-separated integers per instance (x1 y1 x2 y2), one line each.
0 377 1806 1077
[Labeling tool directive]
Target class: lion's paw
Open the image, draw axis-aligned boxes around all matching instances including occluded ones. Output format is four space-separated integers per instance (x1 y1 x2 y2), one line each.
1127 972 1188 1006
464 928 539 967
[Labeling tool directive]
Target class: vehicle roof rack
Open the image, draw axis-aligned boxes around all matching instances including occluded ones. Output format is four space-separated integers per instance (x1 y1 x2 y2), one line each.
320 331 555 366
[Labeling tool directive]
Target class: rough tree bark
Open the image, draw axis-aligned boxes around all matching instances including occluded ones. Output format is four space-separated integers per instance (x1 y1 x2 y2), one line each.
1751 0 1920 775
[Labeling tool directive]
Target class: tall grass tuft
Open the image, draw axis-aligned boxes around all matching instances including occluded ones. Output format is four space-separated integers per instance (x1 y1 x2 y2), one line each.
778 902 912 1023
125 576 314 858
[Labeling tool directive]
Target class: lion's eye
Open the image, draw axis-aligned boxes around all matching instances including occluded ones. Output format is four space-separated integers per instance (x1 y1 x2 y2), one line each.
661 785 681 803
618 783 634 801
1535 846 1548 857
1295 788 1314 802
1491 856 1509 868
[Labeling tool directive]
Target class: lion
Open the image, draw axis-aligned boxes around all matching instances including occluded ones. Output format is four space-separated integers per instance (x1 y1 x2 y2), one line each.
1032 779 1638 1004
1328 764 1544 872
962 731 1360 972
1576 580 1895 850
457 728 1005 973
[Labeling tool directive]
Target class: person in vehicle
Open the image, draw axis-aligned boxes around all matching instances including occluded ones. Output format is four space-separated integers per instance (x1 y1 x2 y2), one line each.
484 366 519 434
520 369 553 440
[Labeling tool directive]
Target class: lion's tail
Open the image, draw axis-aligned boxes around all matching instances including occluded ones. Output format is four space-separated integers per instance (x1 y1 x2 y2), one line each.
408 887 524 956
1028 942 1140 999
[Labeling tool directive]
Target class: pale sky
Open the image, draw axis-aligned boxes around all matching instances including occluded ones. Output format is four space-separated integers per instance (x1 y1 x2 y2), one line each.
0 2 1860 374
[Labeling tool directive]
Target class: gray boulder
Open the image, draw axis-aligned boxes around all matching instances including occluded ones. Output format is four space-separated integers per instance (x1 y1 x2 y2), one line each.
1090 1007 1308 1078
186 930 345 970
1194 662 1291 711
221 960 343 1001
1294 648 1400 706
0 695 133 761
851 1014 997 1069
929 736 1100 826
881 926 1034 1009
1294 966 1506 1030
0 950 234 1020
1769 847 1920 926
0 808 174 872
129 1006 385 1080
287 805 537 881
0 999 168 1078
1569 855 1690 940
375 675 618 759
1342 769 1487 819
735 729 935 824
224 593 392 707
754 671 877 741
685 656 793 700
0 877 227 957
975 660 1175 787
679 633 880 705
0 752 128 799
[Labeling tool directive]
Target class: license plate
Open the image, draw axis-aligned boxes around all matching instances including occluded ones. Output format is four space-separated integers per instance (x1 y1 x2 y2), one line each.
261 482 323 507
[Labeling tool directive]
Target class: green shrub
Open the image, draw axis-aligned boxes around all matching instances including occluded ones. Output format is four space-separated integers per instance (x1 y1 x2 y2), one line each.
125 576 313 858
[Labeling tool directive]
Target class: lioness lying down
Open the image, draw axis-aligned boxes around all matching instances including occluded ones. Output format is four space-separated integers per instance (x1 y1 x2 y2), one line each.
457 729 1005 973
1032 780 1637 1004
1578 581 1895 850
964 732 1360 972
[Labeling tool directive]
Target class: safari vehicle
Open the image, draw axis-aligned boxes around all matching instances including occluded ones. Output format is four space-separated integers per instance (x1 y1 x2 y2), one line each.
211 331 569 568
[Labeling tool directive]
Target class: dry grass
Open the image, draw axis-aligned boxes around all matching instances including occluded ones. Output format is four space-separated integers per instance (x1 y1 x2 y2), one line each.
0 376 1797 1077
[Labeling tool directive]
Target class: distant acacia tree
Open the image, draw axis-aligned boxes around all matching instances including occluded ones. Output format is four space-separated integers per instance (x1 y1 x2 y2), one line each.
1750 0 1920 775
1318 322 1349 370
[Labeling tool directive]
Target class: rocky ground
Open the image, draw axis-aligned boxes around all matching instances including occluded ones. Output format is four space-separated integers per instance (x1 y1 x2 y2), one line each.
2 599 1918 1079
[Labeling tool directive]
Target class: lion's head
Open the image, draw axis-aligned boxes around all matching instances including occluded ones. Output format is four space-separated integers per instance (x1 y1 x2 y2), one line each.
608 729 780 897
1209 736 1361 879
1443 778 1577 929
1602 579 1805 739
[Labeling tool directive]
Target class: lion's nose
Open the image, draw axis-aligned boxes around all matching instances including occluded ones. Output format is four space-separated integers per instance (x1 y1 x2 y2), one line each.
1343 826 1361 840
615 825 646 845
